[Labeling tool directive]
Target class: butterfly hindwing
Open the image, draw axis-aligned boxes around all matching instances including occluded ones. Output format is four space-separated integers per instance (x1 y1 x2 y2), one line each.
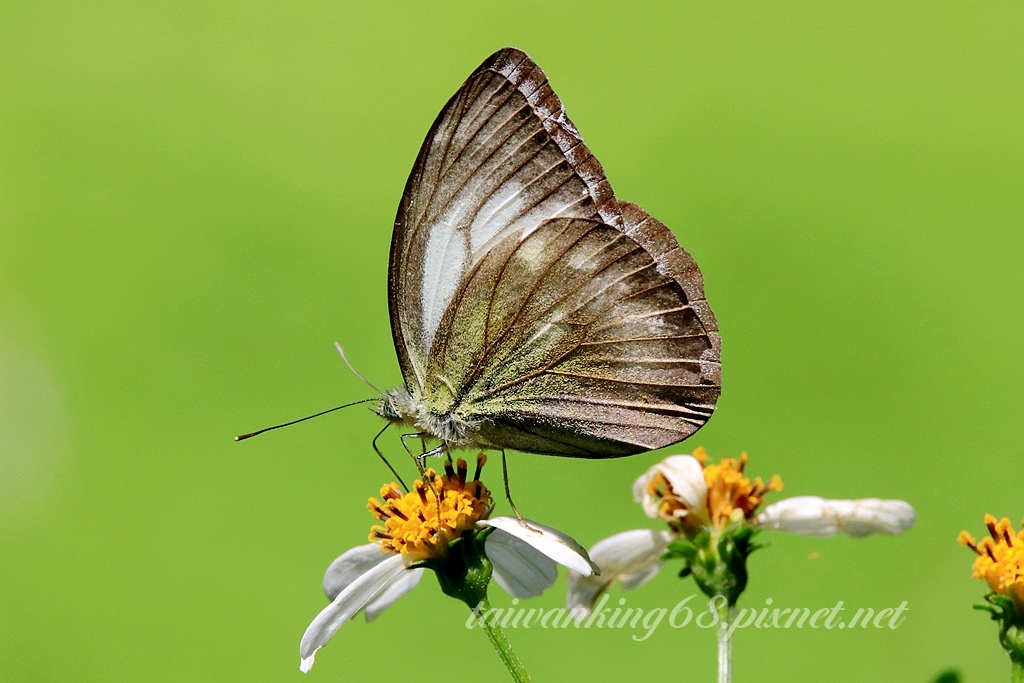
423 214 719 456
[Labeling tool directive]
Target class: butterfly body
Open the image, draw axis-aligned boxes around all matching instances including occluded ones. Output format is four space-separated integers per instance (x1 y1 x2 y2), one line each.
380 48 721 459
377 385 479 449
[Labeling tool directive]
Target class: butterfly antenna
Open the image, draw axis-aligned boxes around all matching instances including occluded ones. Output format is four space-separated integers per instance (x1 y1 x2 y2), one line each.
234 398 378 441
334 343 382 393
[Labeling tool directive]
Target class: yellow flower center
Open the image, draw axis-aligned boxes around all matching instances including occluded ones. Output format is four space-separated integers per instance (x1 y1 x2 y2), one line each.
696 447 783 529
959 513 1024 611
368 454 492 561
646 447 783 534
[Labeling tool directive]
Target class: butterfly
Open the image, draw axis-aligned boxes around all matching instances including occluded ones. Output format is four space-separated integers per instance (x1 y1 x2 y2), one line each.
374 47 721 462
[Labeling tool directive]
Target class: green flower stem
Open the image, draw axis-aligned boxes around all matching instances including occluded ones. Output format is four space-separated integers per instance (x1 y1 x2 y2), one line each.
1005 622 1024 683
716 601 736 683
474 596 531 683
665 525 760 683
1012 658 1024 683
426 531 531 682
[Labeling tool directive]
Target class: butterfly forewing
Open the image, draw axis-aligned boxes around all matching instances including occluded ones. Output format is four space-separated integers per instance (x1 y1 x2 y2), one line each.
389 47 720 457
389 51 614 388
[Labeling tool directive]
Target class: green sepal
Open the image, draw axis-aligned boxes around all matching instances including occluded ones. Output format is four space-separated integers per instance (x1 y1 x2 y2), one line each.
1005 623 1024 665
989 594 1017 614
421 530 494 611
665 522 762 607
974 601 1002 617
665 534 702 580
664 537 700 563
974 592 1024 664
476 525 496 543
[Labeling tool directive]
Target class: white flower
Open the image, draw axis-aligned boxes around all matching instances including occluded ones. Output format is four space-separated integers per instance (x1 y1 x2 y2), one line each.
567 450 916 617
566 529 673 617
632 455 710 528
754 496 916 537
301 516 595 672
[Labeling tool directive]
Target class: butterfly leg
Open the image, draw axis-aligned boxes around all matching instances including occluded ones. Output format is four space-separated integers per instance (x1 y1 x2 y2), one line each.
415 443 448 470
400 432 430 471
398 433 448 508
501 450 539 532
371 422 408 492
416 437 453 492
399 433 447 468
399 433 433 500
399 433 422 452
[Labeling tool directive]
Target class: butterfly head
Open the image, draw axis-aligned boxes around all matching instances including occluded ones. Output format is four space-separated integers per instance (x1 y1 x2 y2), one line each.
375 387 407 423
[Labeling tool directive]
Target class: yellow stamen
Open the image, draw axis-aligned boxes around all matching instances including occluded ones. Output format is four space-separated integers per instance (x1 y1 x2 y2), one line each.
702 452 783 529
645 470 693 530
368 453 492 561
960 514 1024 612
646 449 782 534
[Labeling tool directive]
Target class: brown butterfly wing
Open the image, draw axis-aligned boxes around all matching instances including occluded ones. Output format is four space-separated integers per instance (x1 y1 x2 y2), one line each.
424 213 720 457
389 47 616 391
389 47 720 456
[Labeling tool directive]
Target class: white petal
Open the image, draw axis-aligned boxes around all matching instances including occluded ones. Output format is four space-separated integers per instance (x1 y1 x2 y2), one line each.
322 544 390 601
477 517 598 576
364 568 425 622
566 529 672 618
486 529 558 598
299 554 407 673
755 496 916 538
632 455 708 523
320 544 423 623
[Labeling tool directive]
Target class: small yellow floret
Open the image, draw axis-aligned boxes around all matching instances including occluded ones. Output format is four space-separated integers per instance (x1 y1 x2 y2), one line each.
645 470 693 528
368 454 492 561
701 450 783 529
646 448 782 534
960 513 1024 611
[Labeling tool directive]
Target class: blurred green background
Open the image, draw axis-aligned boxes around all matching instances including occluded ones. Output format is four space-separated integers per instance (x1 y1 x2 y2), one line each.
2 2 1022 681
